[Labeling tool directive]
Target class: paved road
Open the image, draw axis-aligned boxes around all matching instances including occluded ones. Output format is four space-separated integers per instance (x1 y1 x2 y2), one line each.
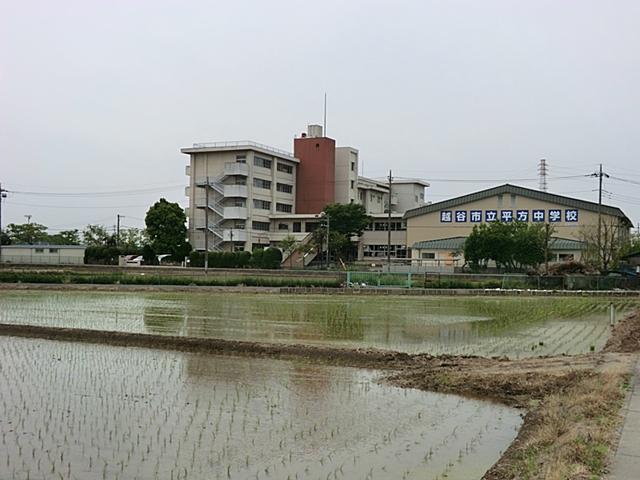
608 358 640 479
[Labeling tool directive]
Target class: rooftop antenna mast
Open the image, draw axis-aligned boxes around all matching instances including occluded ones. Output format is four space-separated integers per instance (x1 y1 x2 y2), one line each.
538 159 548 192
323 92 327 137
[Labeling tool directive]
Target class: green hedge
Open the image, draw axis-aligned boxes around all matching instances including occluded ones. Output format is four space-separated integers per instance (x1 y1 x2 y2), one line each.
0 271 341 288
188 248 282 269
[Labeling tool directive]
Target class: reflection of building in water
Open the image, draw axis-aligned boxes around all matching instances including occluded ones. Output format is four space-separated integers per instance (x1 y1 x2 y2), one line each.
181 354 334 418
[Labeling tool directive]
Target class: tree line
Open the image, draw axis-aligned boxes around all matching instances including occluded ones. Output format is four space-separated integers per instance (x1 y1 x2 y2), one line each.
1 198 191 265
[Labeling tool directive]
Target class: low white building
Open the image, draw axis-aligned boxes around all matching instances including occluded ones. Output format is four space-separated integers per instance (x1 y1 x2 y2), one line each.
0 245 86 265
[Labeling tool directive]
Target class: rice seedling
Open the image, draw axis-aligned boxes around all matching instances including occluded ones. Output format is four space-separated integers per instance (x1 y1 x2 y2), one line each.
0 335 521 480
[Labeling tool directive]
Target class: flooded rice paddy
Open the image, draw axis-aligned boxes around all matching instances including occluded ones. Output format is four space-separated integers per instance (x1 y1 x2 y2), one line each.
0 336 521 480
1 290 637 358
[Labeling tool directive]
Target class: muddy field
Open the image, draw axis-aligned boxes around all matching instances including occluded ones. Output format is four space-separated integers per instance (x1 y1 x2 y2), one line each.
0 336 521 480
1 290 636 358
1 288 638 479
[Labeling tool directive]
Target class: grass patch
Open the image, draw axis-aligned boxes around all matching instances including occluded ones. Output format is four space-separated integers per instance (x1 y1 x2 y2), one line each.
497 372 628 480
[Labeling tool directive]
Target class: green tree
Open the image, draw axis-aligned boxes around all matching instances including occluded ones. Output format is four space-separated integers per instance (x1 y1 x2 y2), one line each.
0 230 11 245
145 198 191 260
318 203 371 263
322 203 371 237
464 222 546 272
48 229 81 245
6 223 48 244
83 224 114 247
118 228 147 250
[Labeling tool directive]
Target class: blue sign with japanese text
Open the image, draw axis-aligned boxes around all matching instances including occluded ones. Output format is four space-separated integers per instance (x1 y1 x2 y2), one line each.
437 208 580 224
485 210 498 222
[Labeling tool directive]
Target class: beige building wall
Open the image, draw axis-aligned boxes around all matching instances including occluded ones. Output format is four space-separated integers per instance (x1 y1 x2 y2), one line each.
184 145 298 252
393 182 427 213
406 194 627 248
0 246 85 265
335 147 358 205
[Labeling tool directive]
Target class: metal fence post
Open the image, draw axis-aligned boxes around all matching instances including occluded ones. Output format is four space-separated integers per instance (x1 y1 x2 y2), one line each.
407 272 412 288
346 271 351 286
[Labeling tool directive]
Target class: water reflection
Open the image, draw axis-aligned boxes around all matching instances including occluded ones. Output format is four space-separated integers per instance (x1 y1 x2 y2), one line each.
1 290 636 357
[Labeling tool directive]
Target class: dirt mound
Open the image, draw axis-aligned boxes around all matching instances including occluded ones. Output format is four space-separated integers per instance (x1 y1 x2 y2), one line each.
603 310 640 353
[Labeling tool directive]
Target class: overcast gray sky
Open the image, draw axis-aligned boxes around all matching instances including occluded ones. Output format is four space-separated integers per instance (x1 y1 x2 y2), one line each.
2 0 639 233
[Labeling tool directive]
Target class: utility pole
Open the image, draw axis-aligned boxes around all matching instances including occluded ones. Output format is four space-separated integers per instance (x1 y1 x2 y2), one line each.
325 214 330 270
544 223 550 275
25 214 32 224
116 214 122 247
591 164 610 269
204 176 209 272
0 183 7 264
387 170 393 273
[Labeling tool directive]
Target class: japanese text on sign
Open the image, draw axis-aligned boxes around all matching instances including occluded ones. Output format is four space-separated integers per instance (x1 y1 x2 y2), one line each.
440 209 578 223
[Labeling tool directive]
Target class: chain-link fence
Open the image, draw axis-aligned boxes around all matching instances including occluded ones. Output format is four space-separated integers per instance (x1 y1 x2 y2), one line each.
346 271 640 290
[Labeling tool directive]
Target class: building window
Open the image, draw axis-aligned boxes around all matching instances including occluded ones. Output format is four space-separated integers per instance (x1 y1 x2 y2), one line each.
253 178 271 189
253 155 272 169
254 156 272 169
305 222 319 233
350 180 355 189
277 162 293 174
276 203 292 213
358 190 364 201
421 252 436 259
370 221 405 231
252 221 270 231
276 183 293 194
35 248 44 253
293 222 301 232
351 161 355 171
235 154 246 163
253 199 271 210
278 223 289 231
363 244 407 258
49 248 59 253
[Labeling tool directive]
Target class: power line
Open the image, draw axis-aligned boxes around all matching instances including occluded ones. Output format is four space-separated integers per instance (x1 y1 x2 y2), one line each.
4 200 150 209
7 185 183 197
389 174 589 183
609 175 640 186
